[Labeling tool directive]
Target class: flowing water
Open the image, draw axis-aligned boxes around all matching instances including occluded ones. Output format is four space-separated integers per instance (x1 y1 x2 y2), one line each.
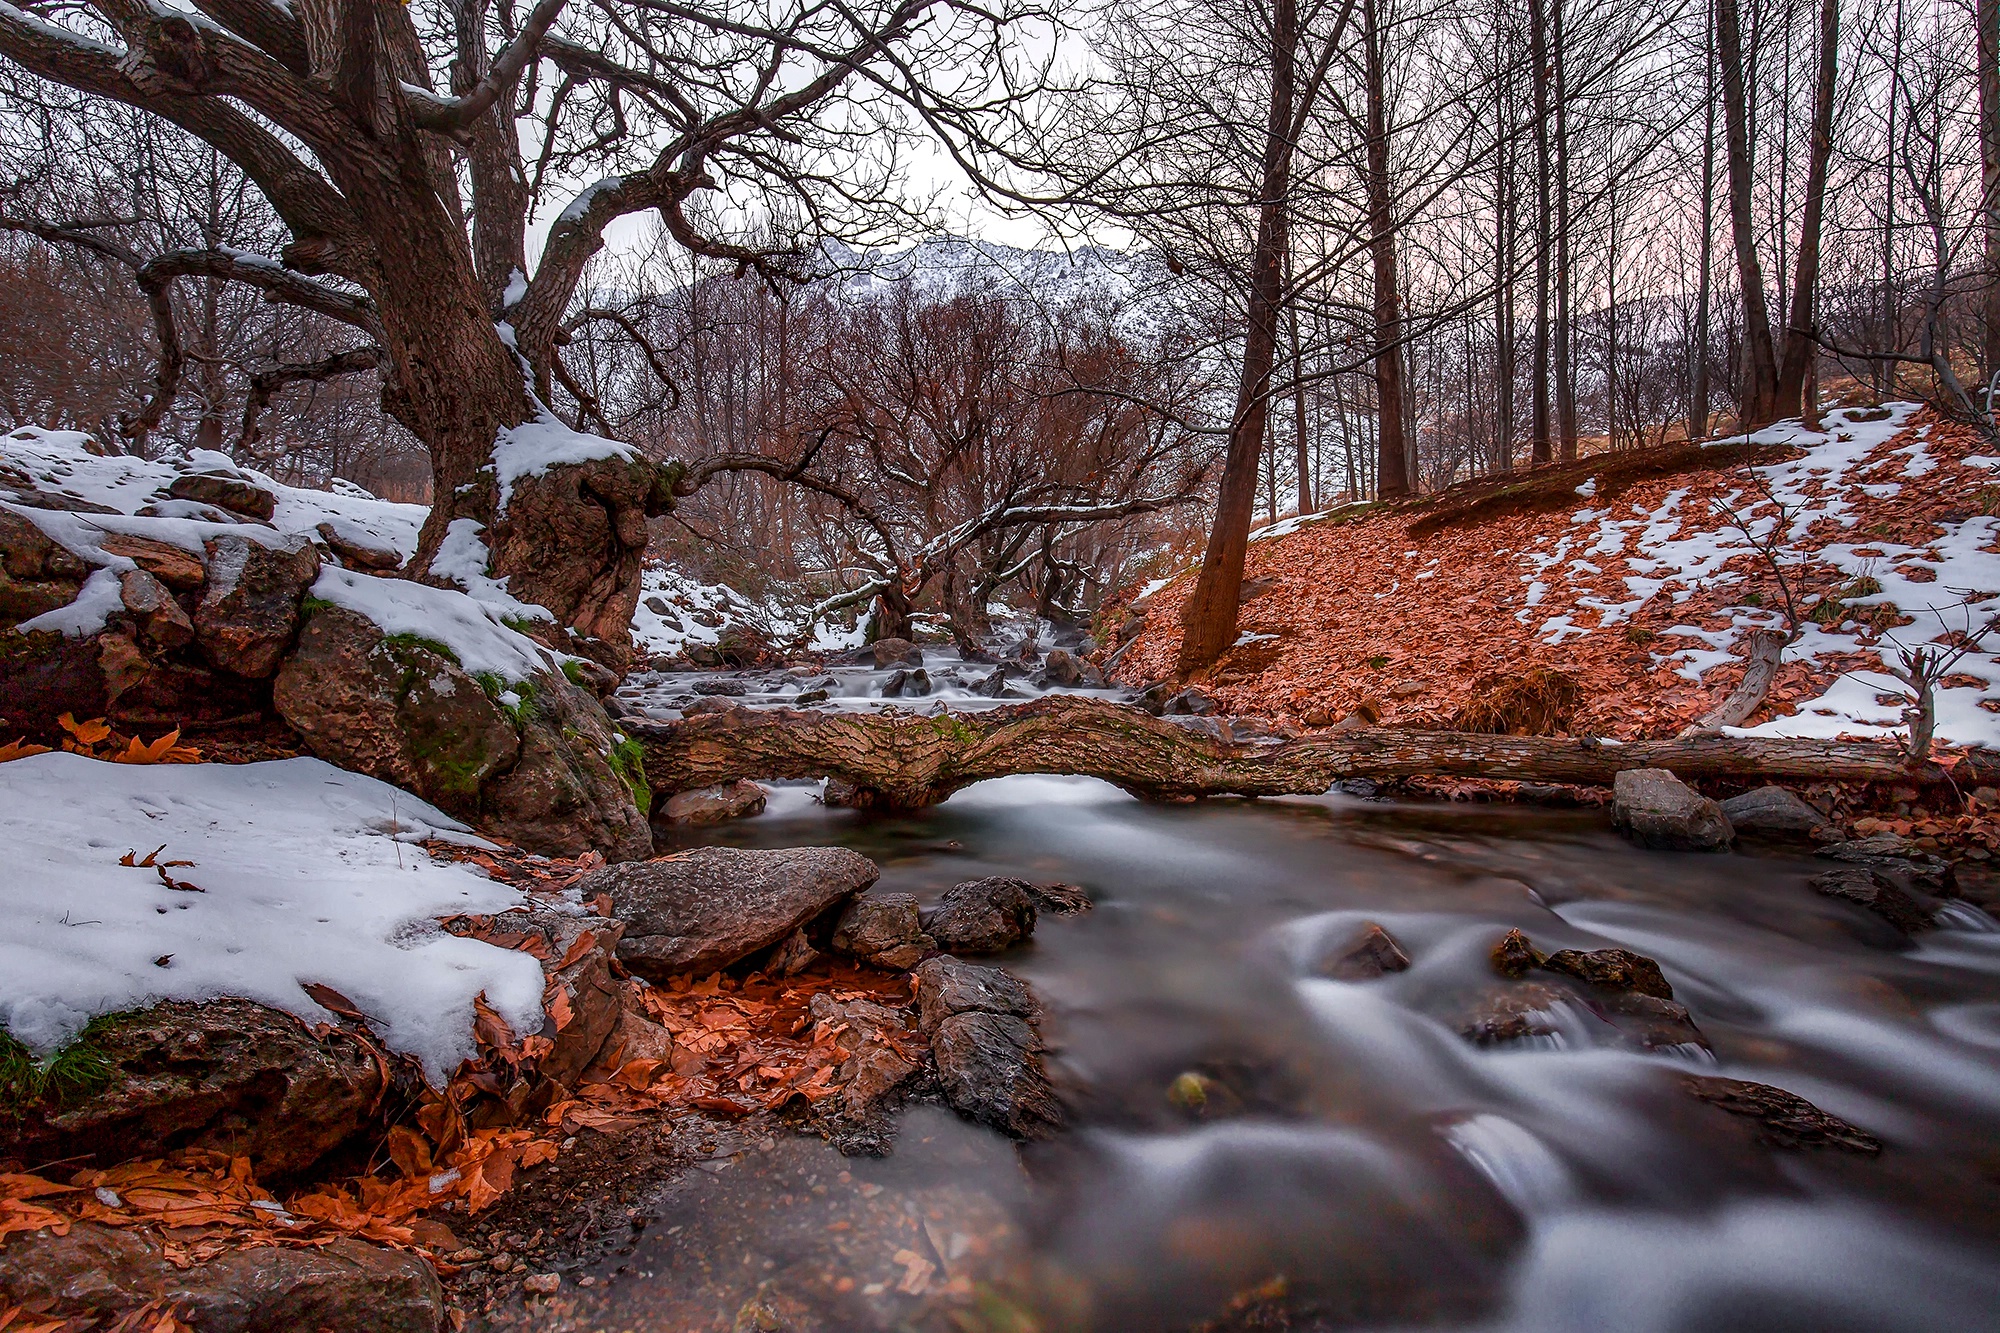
570 777 2000 1332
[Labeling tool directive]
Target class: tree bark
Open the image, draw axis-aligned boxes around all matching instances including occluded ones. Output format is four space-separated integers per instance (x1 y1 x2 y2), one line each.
1676 627 1788 737
1717 0 1781 429
628 695 1981 808
1529 0 1555 465
1773 0 1839 420
1365 0 1412 500
1175 0 1300 674
1691 0 1717 441
1979 0 2000 383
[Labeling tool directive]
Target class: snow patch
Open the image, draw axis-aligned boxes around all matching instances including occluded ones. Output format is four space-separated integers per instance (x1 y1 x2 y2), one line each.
312 566 566 682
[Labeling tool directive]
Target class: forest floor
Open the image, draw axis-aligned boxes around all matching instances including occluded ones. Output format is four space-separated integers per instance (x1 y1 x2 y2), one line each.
1115 404 2000 752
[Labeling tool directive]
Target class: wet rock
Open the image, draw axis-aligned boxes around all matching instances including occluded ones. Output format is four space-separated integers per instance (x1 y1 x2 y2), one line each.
973 666 1016 698
1026 881 1093 915
1040 647 1085 686
315 520 403 571
1720 786 1830 840
716 624 771 668
913 956 1039 1035
1611 768 1733 851
118 568 193 650
821 776 878 808
682 696 739 717
1317 922 1412 980
1679 1074 1882 1154
794 687 830 705
930 1012 1063 1140
0 1222 446 1332
927 877 1037 954
1490 928 1541 978
686 643 723 668
882 667 933 697
1459 982 1568 1045
691 677 746 696
581 1005 675 1083
1809 866 1935 934
193 533 319 678
0 997 383 1180
661 779 768 826
830 892 935 970
585 846 880 979
1540 946 1674 999
1602 992 1707 1051
1162 686 1220 716
1817 835 1955 894
865 636 923 668
837 1042 920 1123
168 471 277 521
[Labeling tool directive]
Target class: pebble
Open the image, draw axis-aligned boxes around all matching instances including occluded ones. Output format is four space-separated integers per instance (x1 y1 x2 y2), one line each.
523 1273 562 1294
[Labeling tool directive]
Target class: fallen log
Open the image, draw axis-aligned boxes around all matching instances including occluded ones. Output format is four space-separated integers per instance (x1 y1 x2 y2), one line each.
626 695 1981 808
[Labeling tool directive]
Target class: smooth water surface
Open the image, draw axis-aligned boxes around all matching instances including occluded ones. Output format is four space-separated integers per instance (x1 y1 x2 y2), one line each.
580 777 2000 1332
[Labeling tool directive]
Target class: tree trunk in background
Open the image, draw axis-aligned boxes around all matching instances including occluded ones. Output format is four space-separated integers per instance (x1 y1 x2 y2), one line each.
1717 0 1781 429
1692 0 1717 441
1774 0 1839 420
1291 300 1314 513
1495 37 1516 473
1529 0 1555 464
1175 0 1300 674
1979 0 2000 384
1552 0 1578 462
1367 0 1412 500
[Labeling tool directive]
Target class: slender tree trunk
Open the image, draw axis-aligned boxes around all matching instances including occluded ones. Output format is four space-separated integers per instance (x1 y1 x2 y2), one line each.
1692 0 1717 440
1774 0 1840 419
1367 0 1411 499
1882 0 1904 397
1552 0 1577 461
1529 0 1555 464
1717 0 1781 428
1607 166 1621 450
1176 0 1299 674
1495 40 1516 473
1979 0 2000 381
1291 300 1313 513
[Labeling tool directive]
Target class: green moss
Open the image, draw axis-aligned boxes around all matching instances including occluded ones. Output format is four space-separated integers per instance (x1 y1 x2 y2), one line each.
385 631 461 665
500 614 546 636
929 713 979 745
561 659 589 685
1366 655 1389 670
0 1017 118 1117
607 736 651 812
300 594 336 617
498 677 540 728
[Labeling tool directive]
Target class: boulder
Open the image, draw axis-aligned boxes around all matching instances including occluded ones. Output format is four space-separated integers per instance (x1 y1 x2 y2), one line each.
119 568 193 650
930 1013 1063 1140
1490 928 1540 978
716 624 772 668
0 998 384 1180
274 607 651 861
1026 881 1093 916
0 629 108 740
866 636 923 668
315 520 402 572
1316 922 1412 980
168 471 277 521
582 846 880 979
794 687 830 705
0 506 89 624
1540 946 1674 999
1458 982 1569 1046
692 677 746 696
1719 786 1830 840
1039 648 1084 687
973 666 1014 698
1162 686 1219 716
927 877 1037 954
0 1223 446 1332
580 1004 675 1084
522 912 628 1088
1679 1074 1881 1154
99 534 206 591
1611 768 1733 851
1809 866 1935 934
830 892 935 970
661 779 768 826
194 533 319 678
913 956 1038 1035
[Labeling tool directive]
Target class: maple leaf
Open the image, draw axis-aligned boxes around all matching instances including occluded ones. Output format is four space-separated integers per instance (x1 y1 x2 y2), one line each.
0 738 51 763
57 713 112 747
113 729 203 765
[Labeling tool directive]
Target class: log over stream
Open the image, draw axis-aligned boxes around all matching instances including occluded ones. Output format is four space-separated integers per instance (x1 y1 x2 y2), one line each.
627 695 1982 807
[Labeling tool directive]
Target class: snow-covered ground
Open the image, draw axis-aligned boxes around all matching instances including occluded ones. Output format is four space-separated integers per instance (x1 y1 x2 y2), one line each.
629 564 864 660
0 754 546 1080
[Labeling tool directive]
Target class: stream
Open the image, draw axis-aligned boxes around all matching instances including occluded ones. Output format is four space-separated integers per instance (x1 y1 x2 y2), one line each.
564 774 2000 1332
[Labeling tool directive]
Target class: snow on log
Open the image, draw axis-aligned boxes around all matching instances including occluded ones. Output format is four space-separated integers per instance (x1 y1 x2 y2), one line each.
628 695 1982 808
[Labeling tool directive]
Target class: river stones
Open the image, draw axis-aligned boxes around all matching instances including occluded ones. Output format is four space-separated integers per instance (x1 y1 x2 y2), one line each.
881 667 931 697
1678 1074 1881 1155
1540 946 1673 999
1720 786 1830 840
1491 928 1540 978
1816 834 1955 894
0 1222 446 1332
913 956 1060 1139
926 877 1037 954
660 778 768 826
585 846 879 979
1809 866 1935 934
864 636 923 667
1612 768 1733 851
1468 931 1706 1053
1027 880 1093 916
1317 922 1412 980
830 891 935 970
